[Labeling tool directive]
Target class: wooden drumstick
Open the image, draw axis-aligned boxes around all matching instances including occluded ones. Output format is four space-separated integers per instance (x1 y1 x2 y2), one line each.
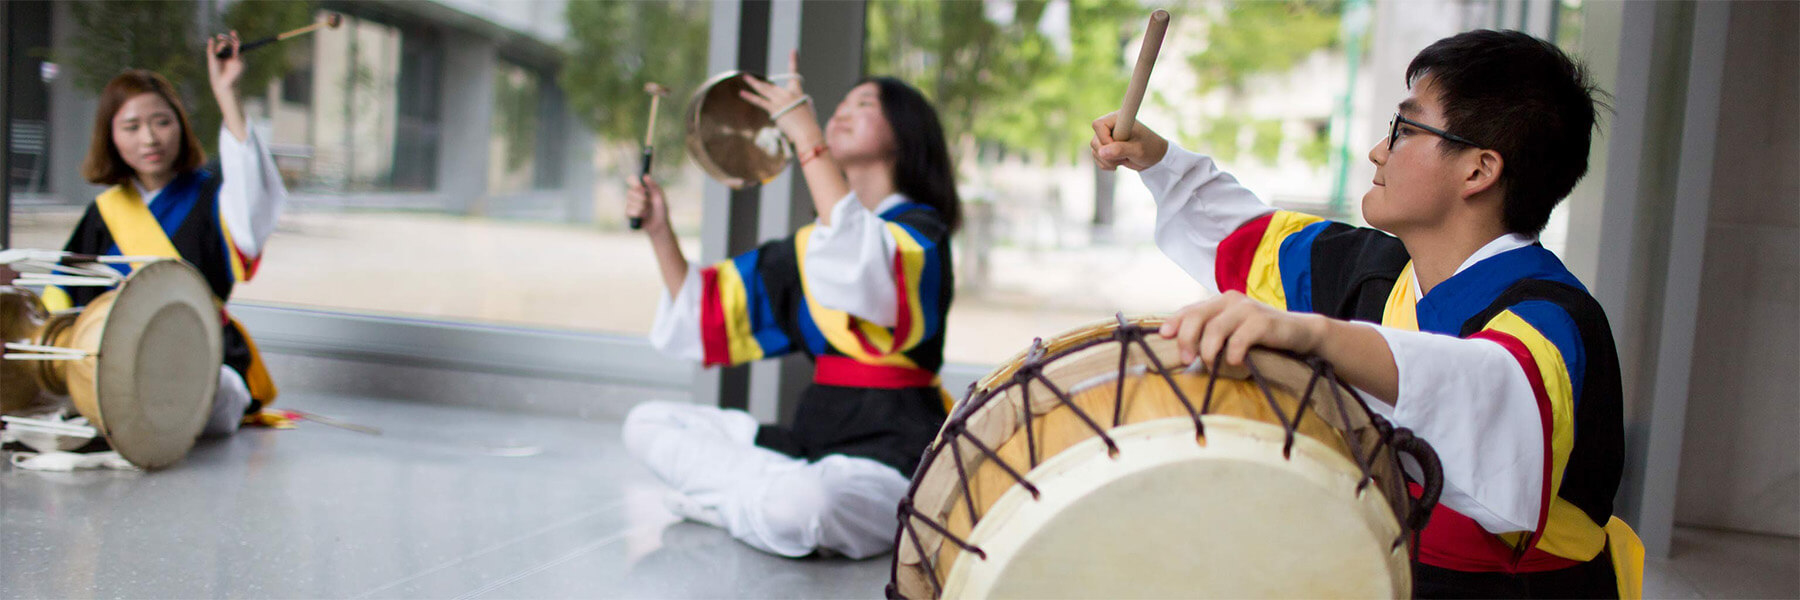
214 13 344 59
1113 9 1171 141
632 82 672 231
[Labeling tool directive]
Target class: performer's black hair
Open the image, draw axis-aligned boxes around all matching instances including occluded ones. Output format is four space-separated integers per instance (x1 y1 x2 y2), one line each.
1405 30 1609 236
863 76 962 233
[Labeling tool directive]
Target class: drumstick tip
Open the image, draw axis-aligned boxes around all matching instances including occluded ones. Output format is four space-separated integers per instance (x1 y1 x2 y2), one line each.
1151 9 1170 23
325 13 343 28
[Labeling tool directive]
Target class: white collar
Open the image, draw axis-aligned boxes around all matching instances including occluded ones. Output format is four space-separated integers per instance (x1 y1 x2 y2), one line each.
842 191 910 216
835 190 907 216
131 179 164 206
1409 233 1538 297
1456 233 1537 274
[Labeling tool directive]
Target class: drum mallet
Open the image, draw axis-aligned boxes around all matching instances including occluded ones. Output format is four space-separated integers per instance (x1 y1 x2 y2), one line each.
214 13 344 59
632 82 672 231
1113 9 1171 142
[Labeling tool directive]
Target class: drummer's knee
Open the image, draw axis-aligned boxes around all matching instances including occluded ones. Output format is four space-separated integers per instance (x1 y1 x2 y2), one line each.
621 401 676 459
200 366 250 438
758 470 830 553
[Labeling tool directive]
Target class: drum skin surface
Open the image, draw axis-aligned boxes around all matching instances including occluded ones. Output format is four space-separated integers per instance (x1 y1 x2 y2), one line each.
946 418 1403 599
69 260 221 469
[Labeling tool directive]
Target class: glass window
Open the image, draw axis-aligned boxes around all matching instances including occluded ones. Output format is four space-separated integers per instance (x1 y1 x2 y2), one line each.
2 0 1594 363
7 0 714 335
867 0 1370 363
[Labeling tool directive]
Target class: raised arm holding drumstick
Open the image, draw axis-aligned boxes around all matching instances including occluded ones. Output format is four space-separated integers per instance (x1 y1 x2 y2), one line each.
213 13 343 60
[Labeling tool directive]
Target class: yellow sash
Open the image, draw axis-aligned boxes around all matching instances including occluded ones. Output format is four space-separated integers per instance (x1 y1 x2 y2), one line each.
1606 517 1646 599
1383 260 1643 595
1381 262 1421 332
94 185 181 268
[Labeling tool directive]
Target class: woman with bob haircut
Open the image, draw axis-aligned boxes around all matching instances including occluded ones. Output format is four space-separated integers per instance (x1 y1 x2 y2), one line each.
47 32 290 438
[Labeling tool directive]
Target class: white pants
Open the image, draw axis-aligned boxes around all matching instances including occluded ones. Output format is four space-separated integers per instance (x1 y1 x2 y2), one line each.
622 401 910 559
201 365 252 438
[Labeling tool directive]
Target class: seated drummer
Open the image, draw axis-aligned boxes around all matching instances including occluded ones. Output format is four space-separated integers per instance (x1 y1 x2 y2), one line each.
1090 31 1635 597
622 53 959 559
45 33 287 437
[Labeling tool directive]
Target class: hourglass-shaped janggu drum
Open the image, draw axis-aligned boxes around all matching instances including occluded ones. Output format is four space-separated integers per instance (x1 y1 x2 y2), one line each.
1 250 221 469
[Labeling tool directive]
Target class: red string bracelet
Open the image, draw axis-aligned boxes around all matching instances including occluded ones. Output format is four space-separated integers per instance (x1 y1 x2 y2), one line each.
798 144 830 167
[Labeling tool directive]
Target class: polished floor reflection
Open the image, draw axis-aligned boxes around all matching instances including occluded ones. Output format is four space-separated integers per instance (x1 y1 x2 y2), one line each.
0 392 887 599
2 391 1793 599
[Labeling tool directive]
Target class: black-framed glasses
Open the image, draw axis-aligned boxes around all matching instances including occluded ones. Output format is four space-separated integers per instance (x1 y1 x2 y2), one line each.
1387 113 1481 151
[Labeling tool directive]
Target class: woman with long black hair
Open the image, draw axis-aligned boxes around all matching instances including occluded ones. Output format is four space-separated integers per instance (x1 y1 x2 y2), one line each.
622 53 960 559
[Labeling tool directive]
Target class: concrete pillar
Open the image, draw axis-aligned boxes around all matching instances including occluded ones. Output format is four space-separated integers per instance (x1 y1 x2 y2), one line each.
745 0 867 426
691 0 766 412
48 0 102 206
436 30 496 214
2 0 10 246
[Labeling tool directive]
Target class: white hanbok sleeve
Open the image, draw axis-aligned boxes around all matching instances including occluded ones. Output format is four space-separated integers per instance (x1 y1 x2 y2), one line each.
648 266 705 362
217 122 289 260
1135 143 1277 293
1365 324 1547 534
801 196 900 327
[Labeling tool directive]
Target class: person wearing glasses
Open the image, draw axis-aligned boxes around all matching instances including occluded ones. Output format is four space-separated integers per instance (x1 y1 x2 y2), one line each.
1090 30 1637 598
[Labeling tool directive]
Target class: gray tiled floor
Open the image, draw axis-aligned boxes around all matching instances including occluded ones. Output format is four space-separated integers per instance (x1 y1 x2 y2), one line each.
3 391 1795 599
1 393 888 599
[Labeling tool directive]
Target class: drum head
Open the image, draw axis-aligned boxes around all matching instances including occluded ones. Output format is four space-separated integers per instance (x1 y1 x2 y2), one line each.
684 71 791 189
92 260 221 469
943 418 1406 599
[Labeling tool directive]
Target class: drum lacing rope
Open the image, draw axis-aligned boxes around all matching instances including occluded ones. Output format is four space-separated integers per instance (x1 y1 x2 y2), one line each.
1123 324 1207 442
1020 339 1043 467
1287 356 1329 460
1360 410 1417 552
895 499 957 598
1240 351 1298 456
1007 338 1121 459
963 426 1040 502
1035 370 1119 458
1110 315 1133 427
1304 356 1416 552
944 424 982 524
1319 360 1380 496
945 421 1041 510
897 498 988 576
1384 425 1444 548
1291 354 1436 552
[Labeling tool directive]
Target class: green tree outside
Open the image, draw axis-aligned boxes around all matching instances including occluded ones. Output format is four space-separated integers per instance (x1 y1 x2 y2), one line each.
866 0 1344 170
558 0 710 166
61 0 314 157
867 0 1136 164
1184 0 1342 167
